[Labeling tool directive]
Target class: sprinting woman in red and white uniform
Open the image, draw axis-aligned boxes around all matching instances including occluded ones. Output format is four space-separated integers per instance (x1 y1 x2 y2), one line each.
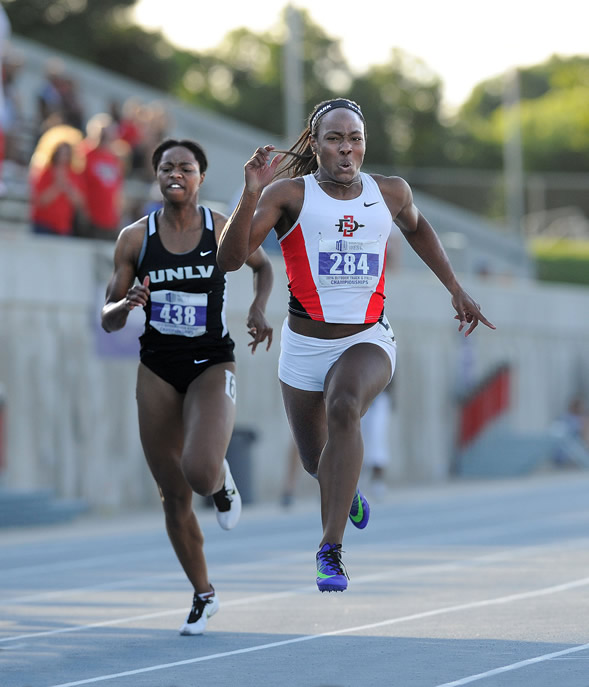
218 98 495 593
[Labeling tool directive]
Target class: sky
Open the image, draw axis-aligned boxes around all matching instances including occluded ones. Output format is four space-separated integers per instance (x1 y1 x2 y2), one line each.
133 0 589 112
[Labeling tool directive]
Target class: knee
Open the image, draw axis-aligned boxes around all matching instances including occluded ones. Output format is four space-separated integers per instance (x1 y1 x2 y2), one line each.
326 392 361 431
181 458 222 497
299 452 319 477
159 488 193 527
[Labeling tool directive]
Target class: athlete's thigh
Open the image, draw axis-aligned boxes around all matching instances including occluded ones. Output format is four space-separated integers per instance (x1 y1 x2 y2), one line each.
280 381 327 470
324 342 392 416
182 362 237 470
136 362 186 491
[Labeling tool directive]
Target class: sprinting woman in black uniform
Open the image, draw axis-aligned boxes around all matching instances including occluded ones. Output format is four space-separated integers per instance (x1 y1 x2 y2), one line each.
101 138 273 635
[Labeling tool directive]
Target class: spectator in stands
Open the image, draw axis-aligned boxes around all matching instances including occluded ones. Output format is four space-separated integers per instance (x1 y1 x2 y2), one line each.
37 58 67 137
142 100 170 153
80 113 125 240
29 130 86 237
112 97 146 176
129 100 171 180
57 75 84 132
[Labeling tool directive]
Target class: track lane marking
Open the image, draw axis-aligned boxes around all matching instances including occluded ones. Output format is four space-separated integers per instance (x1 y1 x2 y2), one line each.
41 574 589 687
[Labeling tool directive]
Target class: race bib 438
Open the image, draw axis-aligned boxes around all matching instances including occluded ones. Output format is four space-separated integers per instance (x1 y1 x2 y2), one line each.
150 290 208 337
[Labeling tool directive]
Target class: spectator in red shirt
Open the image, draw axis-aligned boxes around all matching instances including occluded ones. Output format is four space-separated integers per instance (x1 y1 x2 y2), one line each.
30 139 86 236
80 113 125 240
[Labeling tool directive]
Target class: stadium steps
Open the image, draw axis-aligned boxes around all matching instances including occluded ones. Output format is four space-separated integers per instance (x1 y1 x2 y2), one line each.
0 160 31 235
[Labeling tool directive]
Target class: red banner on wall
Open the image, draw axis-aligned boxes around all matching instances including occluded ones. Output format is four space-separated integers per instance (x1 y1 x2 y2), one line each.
458 364 511 447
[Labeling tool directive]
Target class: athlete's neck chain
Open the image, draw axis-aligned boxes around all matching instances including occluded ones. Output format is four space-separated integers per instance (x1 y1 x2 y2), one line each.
313 173 362 189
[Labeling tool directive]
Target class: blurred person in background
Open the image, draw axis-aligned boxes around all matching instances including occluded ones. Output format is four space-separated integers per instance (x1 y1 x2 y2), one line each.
218 97 495 593
136 100 171 180
360 382 395 500
101 138 274 635
36 58 68 137
80 113 125 240
551 395 589 468
1 50 24 165
35 59 84 139
358 228 402 500
29 125 86 236
57 74 84 132
111 97 150 177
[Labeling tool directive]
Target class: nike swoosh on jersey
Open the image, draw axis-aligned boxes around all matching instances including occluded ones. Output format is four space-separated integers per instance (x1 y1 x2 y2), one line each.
194 359 209 365
200 250 213 256
363 201 379 207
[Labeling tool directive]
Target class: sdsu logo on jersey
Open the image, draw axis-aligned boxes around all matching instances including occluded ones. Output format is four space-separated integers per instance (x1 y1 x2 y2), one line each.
335 215 364 237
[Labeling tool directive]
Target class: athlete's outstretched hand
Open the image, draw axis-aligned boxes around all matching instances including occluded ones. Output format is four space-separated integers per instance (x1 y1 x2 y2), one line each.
244 145 284 194
451 288 495 336
125 275 150 311
246 305 273 353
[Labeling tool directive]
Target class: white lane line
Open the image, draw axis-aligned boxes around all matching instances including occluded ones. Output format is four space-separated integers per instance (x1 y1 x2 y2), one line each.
0 547 172 578
3 543 549 644
2 540 587 644
4 504 588 606
433 643 589 686
0 589 300 643
3 501 588 580
0 549 510 642
43 574 589 687
0 570 185 606
0 545 489 609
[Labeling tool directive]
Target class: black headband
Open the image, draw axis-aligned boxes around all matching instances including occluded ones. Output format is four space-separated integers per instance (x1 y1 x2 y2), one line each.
310 99 364 132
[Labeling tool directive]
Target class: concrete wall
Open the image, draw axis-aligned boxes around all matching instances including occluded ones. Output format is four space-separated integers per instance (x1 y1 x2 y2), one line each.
1 234 588 509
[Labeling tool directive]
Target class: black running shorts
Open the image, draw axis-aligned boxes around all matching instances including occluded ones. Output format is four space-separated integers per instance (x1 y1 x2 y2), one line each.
140 341 235 393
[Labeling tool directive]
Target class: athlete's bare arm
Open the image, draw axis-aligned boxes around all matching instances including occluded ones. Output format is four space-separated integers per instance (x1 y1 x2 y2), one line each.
214 208 274 352
101 219 149 333
217 146 302 271
243 246 274 352
374 174 495 335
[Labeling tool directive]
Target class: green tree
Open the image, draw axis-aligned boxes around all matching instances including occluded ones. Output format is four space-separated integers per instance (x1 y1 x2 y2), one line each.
350 50 445 169
7 0 589 183
174 27 287 136
174 9 353 137
456 55 589 173
3 0 176 90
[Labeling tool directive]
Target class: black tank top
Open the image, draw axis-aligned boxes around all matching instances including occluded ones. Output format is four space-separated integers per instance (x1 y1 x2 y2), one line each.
136 207 232 352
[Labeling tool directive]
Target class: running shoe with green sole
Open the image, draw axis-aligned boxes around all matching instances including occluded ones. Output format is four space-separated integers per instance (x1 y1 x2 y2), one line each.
316 543 349 592
348 487 370 529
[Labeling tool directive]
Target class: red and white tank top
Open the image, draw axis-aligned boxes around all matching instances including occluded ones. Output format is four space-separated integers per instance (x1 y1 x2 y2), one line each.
279 173 393 323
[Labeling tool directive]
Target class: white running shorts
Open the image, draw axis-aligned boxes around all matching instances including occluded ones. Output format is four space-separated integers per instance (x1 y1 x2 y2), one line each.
278 316 397 392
